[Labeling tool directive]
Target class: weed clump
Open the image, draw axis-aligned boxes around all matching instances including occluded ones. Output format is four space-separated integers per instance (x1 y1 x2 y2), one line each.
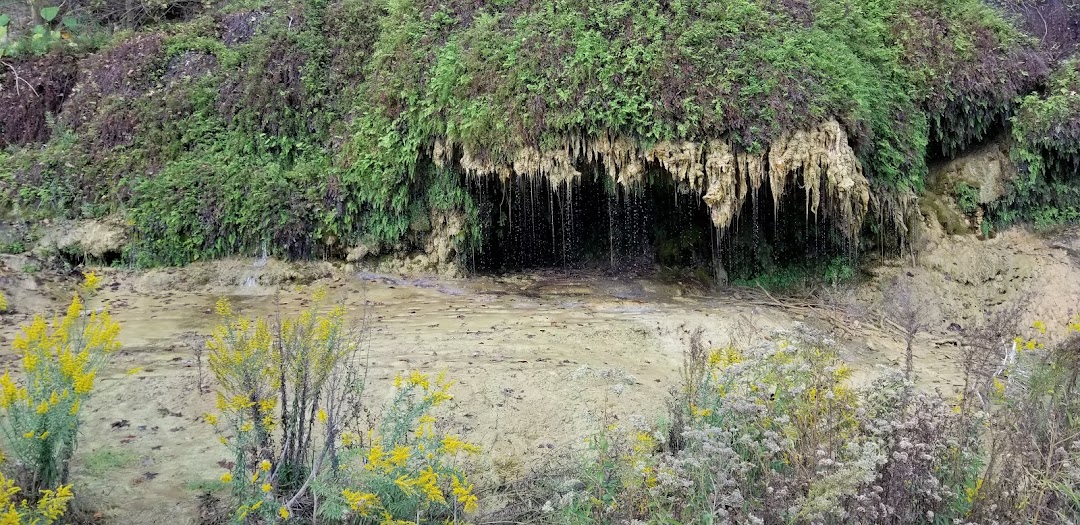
0 272 115 523
557 317 1080 524
205 295 481 524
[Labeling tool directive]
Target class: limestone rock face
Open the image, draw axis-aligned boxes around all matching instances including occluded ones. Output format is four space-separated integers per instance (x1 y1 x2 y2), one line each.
425 208 465 270
434 119 872 240
929 140 1015 205
34 218 128 260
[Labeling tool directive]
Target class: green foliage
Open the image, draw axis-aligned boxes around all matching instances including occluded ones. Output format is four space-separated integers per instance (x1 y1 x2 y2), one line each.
954 182 980 215
1001 59 1080 229
81 448 136 475
730 255 857 291
130 141 340 265
0 0 1054 267
0 5 95 57
39 7 59 23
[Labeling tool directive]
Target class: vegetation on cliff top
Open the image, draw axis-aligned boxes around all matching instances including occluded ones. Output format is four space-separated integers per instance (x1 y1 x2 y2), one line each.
0 0 1061 267
1003 58 1080 227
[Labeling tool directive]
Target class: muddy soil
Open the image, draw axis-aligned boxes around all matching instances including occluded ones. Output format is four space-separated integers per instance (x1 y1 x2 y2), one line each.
0 227 1076 524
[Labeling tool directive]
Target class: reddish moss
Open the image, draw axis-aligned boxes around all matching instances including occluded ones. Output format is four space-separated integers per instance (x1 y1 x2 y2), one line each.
61 33 167 131
0 55 79 148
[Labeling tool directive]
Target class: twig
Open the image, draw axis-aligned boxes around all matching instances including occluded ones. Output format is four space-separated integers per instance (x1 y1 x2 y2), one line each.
1 60 38 97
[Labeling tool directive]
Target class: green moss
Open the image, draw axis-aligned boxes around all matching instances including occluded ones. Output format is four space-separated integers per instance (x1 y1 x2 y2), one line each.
920 193 971 236
81 448 136 475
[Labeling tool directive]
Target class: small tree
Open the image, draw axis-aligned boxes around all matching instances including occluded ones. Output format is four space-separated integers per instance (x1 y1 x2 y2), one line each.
883 276 934 381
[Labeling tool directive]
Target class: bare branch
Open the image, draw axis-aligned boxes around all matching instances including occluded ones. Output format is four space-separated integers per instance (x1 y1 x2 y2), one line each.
1 60 39 97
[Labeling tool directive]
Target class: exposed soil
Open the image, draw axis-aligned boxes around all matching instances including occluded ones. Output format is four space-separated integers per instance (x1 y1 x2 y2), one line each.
0 227 1075 524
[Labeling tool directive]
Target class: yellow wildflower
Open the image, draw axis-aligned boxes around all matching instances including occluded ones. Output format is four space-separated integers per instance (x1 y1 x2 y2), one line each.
81 271 102 293
278 506 290 519
0 373 16 409
341 431 358 447
367 444 386 471
260 460 272 472
35 400 49 414
416 414 436 437
451 476 479 514
317 408 328 423
342 489 381 515
966 477 984 503
416 467 445 503
240 422 254 433
389 445 410 466
220 472 233 483
36 484 72 520
205 413 218 425
261 483 272 493
441 435 480 455
409 371 431 390
834 363 852 380
214 297 233 317
393 475 416 496
73 370 96 394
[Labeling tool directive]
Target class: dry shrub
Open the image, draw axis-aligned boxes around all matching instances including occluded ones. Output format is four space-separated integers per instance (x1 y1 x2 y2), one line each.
995 0 1080 60
553 305 1080 525
961 314 1080 524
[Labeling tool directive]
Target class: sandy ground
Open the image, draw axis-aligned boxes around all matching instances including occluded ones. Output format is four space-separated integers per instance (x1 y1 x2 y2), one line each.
0 227 1075 524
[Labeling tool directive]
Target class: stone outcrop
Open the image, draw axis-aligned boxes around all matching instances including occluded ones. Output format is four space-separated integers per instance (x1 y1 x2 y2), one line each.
929 139 1015 205
434 120 872 240
33 218 128 260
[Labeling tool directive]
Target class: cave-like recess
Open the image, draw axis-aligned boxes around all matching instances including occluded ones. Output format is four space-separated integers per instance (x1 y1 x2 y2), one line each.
463 165 854 278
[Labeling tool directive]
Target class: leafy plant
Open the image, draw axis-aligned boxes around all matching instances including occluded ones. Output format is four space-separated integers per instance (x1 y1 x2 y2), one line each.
0 0 1051 267
0 273 114 497
1001 59 1080 228
0 272 111 514
954 182 980 215
0 461 72 525
560 330 985 524
205 294 481 523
